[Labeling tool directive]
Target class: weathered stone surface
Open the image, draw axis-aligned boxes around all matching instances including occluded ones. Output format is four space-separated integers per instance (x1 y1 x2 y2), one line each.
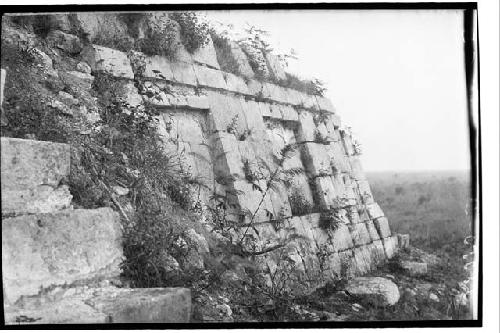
2 208 123 305
400 261 428 276
192 35 220 69
74 13 129 42
397 233 410 249
296 110 316 142
367 203 385 220
369 240 387 266
365 220 381 242
193 65 227 90
373 216 391 238
352 246 373 275
170 61 197 86
345 277 400 306
349 223 372 246
4 287 191 324
246 79 263 96
228 40 255 79
356 180 373 203
210 131 244 179
301 142 332 177
81 44 134 79
143 55 174 81
328 142 351 174
382 235 399 259
280 104 299 122
315 96 336 113
264 53 286 81
223 72 250 95
314 176 337 208
1 137 70 191
206 91 245 134
329 225 354 252
2 185 72 216
1 68 6 106
46 30 82 54
239 99 267 135
349 156 366 180
59 70 94 91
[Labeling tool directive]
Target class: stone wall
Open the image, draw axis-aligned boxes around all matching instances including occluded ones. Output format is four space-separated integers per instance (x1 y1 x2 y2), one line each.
74 12 399 283
1 12 400 323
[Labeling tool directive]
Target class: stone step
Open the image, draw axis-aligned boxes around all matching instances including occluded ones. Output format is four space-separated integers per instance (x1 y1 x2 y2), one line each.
1 137 72 216
4 286 191 324
2 207 122 306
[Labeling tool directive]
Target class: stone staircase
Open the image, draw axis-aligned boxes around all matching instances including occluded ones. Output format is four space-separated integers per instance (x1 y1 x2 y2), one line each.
1 137 191 324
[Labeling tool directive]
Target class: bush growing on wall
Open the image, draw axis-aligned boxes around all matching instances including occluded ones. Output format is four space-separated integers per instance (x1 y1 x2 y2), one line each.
170 11 210 53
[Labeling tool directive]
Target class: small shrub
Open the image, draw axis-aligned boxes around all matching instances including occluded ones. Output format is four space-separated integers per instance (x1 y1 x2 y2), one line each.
10 15 56 38
93 26 134 53
313 129 329 145
289 189 314 216
119 13 145 39
170 11 209 54
211 31 241 76
280 73 327 97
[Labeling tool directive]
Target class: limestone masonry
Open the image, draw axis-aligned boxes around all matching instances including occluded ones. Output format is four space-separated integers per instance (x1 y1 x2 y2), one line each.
1 12 402 324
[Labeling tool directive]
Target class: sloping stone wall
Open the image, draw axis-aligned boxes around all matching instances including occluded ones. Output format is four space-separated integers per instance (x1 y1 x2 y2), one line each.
75 12 398 285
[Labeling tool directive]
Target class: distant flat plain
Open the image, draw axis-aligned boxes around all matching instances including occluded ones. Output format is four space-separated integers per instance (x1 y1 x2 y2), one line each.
367 170 473 250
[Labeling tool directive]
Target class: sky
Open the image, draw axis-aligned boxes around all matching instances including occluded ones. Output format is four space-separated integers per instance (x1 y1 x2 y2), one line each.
204 10 472 172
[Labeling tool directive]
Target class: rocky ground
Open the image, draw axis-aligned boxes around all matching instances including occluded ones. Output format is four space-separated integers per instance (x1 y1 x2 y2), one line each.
191 243 473 322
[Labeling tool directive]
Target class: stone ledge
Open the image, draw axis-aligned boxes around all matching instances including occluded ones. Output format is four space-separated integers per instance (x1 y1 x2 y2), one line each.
1 137 70 191
2 208 123 305
4 287 191 324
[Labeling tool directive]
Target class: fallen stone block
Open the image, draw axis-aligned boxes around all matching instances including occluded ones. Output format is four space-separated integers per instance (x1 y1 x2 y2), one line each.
345 277 400 306
192 35 220 69
1 137 70 191
193 65 227 90
2 185 72 216
382 235 399 259
399 261 428 276
81 44 134 79
2 207 123 305
4 287 191 324
373 216 391 238
397 233 410 249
